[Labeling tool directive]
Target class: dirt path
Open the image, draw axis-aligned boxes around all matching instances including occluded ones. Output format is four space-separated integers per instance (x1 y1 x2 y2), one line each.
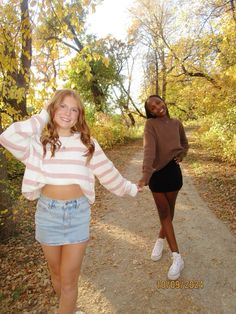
75 147 236 314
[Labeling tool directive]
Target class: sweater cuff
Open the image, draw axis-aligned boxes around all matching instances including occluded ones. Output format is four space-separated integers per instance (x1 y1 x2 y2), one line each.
129 183 138 197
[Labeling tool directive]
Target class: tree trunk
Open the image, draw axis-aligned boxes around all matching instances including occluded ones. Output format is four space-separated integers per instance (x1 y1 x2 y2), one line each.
127 112 136 126
3 0 32 118
160 49 167 100
90 73 106 112
154 50 159 95
18 0 32 116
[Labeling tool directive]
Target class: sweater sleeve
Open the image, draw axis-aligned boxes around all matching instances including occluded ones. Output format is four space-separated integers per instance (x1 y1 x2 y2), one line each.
90 139 138 197
141 120 157 184
176 121 189 160
0 109 49 163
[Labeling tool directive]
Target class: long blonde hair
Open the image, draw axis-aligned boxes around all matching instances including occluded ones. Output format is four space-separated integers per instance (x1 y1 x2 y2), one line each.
41 89 95 162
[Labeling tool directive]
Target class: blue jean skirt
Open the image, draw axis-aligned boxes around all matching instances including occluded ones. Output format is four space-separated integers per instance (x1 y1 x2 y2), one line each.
35 194 91 246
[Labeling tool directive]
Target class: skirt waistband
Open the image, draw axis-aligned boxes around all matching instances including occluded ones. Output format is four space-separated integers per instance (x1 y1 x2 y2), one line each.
39 194 88 205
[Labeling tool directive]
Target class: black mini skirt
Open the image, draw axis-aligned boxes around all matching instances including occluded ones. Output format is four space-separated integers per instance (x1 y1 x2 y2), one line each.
149 159 183 193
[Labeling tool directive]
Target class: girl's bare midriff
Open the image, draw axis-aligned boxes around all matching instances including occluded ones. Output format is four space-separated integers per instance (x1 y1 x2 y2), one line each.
41 184 84 200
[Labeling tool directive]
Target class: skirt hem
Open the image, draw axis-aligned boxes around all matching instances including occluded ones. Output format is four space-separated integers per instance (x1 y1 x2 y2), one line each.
35 237 89 246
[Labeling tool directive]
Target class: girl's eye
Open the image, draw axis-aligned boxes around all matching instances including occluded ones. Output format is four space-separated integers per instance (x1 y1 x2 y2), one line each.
60 104 65 108
72 108 78 112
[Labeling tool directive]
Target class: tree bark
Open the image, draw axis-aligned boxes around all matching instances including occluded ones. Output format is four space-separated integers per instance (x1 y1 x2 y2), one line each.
154 50 159 95
3 0 32 118
160 49 167 100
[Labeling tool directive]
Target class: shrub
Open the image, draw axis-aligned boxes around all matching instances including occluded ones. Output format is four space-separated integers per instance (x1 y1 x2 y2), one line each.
89 112 142 149
196 107 236 163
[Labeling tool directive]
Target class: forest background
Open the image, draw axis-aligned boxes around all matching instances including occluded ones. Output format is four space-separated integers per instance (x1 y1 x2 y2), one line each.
0 0 235 239
0 1 236 312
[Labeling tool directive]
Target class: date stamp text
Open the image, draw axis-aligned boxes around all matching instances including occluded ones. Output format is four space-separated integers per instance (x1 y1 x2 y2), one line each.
157 280 204 289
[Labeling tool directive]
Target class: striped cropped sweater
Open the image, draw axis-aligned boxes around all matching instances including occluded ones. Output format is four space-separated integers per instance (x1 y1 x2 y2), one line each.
0 109 138 203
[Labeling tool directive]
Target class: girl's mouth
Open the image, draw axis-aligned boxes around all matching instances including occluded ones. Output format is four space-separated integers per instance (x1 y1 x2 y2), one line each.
61 117 71 122
158 107 165 114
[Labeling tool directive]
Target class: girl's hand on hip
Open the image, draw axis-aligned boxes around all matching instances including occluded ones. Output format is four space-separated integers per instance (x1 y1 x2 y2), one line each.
174 156 182 164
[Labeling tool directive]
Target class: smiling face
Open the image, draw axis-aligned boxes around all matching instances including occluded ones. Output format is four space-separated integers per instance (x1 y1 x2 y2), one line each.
53 95 80 136
147 97 167 118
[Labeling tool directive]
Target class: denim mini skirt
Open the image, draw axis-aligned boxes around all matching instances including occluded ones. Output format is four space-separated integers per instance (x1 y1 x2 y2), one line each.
35 194 91 246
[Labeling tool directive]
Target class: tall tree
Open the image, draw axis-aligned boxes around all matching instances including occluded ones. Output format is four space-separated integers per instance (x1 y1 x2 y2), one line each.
0 0 32 240
129 0 226 102
129 0 176 99
0 0 32 119
66 36 117 111
104 36 145 122
34 0 107 111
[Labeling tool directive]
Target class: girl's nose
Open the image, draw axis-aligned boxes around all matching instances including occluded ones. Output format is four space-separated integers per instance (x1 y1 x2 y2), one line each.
64 108 71 116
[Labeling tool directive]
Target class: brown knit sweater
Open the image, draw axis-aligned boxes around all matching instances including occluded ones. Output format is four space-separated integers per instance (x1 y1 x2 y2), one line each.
141 116 189 184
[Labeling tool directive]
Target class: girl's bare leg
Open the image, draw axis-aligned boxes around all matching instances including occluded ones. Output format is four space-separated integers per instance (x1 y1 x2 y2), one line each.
158 191 179 239
41 245 62 297
152 192 179 252
59 242 88 314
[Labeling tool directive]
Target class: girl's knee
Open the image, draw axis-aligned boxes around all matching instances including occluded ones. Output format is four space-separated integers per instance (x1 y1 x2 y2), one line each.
60 281 77 295
49 264 60 278
157 207 170 220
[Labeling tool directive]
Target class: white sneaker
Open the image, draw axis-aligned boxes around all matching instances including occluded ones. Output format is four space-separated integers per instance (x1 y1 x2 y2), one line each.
151 238 164 261
167 252 184 280
75 310 85 314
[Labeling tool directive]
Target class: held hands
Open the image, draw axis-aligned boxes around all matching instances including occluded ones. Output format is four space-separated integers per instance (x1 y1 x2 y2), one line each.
137 179 146 192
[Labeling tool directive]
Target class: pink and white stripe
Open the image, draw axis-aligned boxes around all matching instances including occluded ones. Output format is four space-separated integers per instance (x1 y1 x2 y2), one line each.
0 109 138 203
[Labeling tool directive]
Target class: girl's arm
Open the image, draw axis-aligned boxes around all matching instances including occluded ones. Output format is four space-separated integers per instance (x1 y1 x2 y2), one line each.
176 121 189 161
140 120 157 185
0 109 49 163
90 140 138 197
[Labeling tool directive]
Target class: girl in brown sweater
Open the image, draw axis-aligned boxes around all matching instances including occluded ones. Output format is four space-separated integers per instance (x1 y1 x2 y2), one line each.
138 95 189 280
